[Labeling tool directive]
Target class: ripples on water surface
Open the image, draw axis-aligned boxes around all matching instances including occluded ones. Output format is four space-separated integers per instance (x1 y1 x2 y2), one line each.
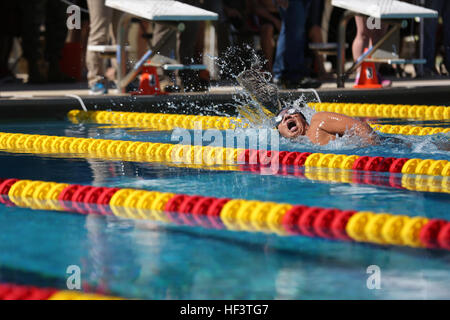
0 111 449 299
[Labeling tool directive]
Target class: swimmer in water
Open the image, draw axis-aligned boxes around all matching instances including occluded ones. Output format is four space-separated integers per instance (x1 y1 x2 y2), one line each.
237 69 379 145
274 107 379 145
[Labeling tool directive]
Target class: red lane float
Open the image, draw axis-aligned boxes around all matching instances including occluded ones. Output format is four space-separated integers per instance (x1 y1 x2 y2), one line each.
330 210 357 241
419 219 448 249
178 195 204 226
0 283 56 300
242 150 447 179
205 198 228 229
282 205 307 235
389 158 409 173
437 223 450 250
191 197 217 228
0 178 18 205
314 209 340 239
0 283 121 300
164 194 188 224
0 178 19 195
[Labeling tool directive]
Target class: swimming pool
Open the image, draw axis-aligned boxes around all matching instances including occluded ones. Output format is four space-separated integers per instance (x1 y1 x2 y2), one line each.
0 106 449 300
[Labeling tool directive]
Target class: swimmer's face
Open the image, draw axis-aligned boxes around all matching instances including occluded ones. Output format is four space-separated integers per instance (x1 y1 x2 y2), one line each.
277 112 308 138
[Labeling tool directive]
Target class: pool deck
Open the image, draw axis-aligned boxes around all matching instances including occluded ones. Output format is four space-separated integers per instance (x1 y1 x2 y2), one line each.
1 78 449 119
2 77 450 97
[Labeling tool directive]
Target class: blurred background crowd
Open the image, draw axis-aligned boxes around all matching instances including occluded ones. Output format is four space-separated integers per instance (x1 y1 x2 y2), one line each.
0 0 449 93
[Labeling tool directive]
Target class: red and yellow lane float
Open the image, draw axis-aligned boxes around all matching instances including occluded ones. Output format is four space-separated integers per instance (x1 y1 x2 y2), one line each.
0 283 122 300
269 165 449 194
240 149 450 178
0 131 448 193
1 178 449 251
0 132 449 178
68 110 450 135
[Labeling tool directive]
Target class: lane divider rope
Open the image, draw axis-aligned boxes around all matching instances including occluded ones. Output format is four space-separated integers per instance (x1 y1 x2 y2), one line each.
68 110 450 135
1 177 449 251
369 123 449 135
68 110 247 130
0 132 449 178
309 102 450 120
289 168 449 194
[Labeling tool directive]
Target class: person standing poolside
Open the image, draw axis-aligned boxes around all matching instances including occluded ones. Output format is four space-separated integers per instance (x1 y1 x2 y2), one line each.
272 0 321 89
253 0 282 73
151 0 211 92
421 0 450 76
86 0 121 95
352 16 391 87
1 1 70 84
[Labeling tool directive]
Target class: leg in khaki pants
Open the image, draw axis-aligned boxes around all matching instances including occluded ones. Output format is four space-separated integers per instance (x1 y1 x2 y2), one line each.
86 0 121 88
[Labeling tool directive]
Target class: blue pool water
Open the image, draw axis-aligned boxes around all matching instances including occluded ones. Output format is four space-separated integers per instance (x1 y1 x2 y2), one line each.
0 117 449 299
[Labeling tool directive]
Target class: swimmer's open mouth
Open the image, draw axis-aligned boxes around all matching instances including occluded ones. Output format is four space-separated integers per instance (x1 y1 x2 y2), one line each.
287 119 298 132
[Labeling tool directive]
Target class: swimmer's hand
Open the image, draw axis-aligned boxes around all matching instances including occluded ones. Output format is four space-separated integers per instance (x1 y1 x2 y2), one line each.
309 112 379 145
236 69 280 115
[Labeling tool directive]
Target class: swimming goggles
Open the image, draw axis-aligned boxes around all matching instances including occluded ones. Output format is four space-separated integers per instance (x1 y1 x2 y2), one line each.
273 108 304 128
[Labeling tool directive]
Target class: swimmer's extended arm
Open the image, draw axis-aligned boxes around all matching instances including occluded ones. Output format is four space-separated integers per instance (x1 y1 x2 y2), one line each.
311 112 378 144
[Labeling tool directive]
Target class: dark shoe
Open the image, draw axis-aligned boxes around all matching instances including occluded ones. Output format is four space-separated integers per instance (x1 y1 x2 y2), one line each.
0 73 23 85
418 68 441 79
298 77 322 89
125 79 140 93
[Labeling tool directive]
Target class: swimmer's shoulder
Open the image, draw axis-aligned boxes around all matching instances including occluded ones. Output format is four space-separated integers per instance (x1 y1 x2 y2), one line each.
306 113 337 145
310 112 361 127
308 112 331 129
309 111 339 126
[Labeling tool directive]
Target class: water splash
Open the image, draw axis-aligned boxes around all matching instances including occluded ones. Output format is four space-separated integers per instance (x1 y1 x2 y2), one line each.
207 45 321 131
212 44 266 79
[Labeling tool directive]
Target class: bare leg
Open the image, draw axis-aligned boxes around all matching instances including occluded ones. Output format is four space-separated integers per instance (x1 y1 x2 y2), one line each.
352 16 390 86
86 0 113 87
368 22 391 86
352 16 370 74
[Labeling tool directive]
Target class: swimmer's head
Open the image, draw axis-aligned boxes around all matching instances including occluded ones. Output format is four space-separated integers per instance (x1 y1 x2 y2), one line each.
274 107 308 138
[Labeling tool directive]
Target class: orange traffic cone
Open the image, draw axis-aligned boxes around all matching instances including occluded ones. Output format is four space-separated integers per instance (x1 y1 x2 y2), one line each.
133 64 166 95
354 56 382 89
